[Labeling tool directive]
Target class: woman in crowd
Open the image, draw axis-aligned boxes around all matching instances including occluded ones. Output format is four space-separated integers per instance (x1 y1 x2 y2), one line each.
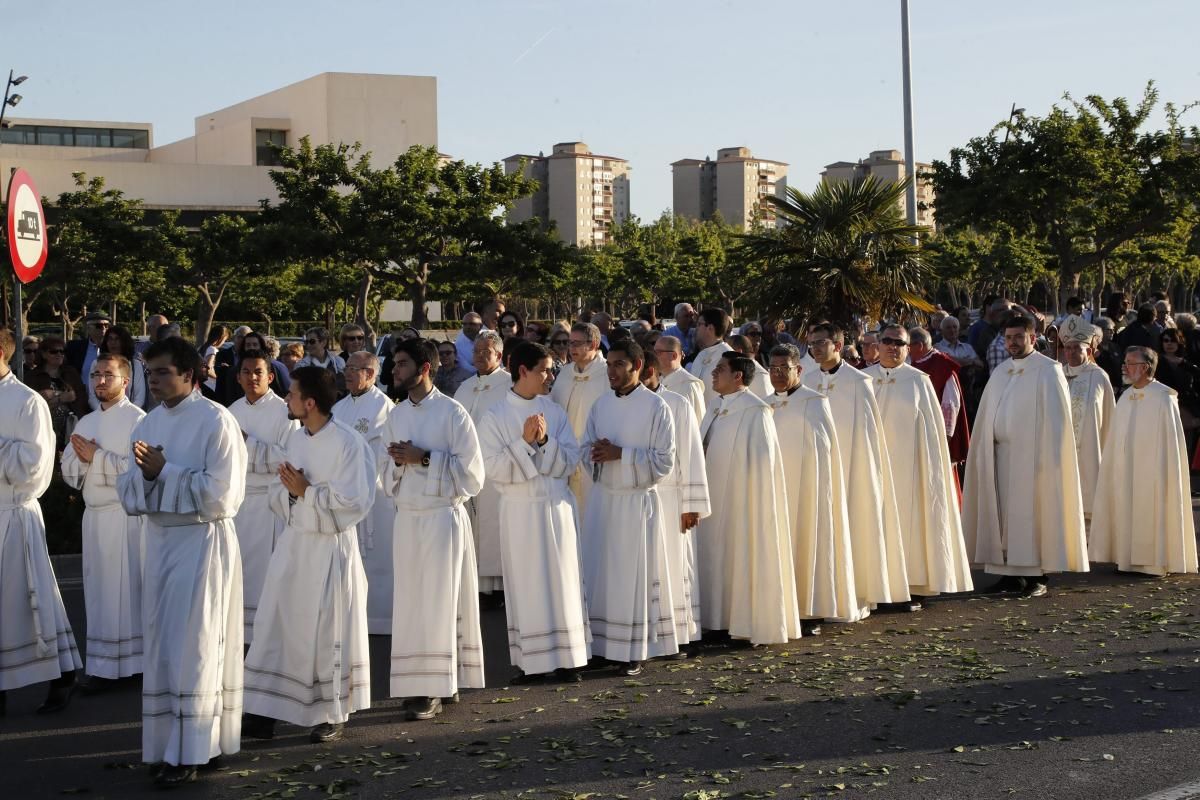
1156 328 1200 449
547 322 571 377
26 335 89 451
278 342 305 375
20 335 40 379
296 327 346 374
497 310 525 342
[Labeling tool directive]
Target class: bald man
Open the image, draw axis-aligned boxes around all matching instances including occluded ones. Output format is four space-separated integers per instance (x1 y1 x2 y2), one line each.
456 313 484 377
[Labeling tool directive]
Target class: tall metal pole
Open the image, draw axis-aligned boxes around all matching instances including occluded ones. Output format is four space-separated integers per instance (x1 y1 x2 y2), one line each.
900 0 918 228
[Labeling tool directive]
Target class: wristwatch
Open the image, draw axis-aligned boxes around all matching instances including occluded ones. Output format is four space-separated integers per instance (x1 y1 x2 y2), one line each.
420 452 431 468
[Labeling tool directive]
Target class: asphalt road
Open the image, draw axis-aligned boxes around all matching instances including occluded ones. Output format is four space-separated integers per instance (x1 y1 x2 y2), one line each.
4 555 1200 800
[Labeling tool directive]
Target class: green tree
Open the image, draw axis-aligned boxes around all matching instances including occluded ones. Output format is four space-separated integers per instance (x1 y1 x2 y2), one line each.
930 82 1200 308
740 177 933 325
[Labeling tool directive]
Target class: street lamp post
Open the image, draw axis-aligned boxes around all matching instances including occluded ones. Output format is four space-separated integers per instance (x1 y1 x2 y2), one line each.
900 0 917 229
0 70 28 132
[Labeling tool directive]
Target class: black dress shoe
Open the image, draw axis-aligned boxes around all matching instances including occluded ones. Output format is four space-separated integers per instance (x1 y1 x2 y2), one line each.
555 667 583 683
147 762 166 779
36 682 74 714
981 576 1024 594
79 676 118 696
199 756 222 772
509 670 535 685
309 722 343 743
445 691 461 704
669 650 689 660
620 661 644 677
801 620 823 637
405 696 442 721
155 764 198 787
902 600 923 612
241 713 276 740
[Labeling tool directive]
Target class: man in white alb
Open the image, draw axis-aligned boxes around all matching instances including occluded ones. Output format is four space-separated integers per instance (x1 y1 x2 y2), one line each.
962 313 1089 597
454 331 510 597
582 340 678 674
550 322 608 519
1090 347 1198 576
865 326 973 601
766 344 855 634
477 342 590 683
242 367 374 744
655 334 706 423
640 349 710 651
697 351 801 645
385 339 485 722
227 353 296 642
1059 315 1115 525
118 337 247 787
0 329 81 718
802 321 911 616
62 353 146 690
332 350 396 633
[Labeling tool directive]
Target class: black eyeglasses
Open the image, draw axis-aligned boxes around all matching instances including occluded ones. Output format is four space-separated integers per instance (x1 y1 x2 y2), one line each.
344 335 365 340
305 339 322 345
551 339 569 346
879 337 908 347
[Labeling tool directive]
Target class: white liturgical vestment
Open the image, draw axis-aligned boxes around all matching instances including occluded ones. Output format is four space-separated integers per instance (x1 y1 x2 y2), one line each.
118 390 247 767
687 341 732 411
0 373 81 691
865 363 973 596
1065 362 1115 521
454 367 510 592
61 395 146 678
697 388 801 645
551 354 608 518
477 390 591 674
660 366 707 425
228 391 296 641
768 386 857 621
243 419 374 727
384 388 486 699
332 385 395 633
803 362 910 611
962 352 1088 576
1089 381 1198 576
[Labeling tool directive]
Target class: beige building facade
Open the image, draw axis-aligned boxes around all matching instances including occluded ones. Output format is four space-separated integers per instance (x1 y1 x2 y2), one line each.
0 72 438 214
671 146 788 230
820 149 935 229
503 142 630 247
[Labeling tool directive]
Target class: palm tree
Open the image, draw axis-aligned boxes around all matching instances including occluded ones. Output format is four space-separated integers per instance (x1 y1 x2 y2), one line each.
740 176 935 325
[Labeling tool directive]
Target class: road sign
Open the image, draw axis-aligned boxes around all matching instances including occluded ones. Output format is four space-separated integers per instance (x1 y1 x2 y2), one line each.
6 168 48 283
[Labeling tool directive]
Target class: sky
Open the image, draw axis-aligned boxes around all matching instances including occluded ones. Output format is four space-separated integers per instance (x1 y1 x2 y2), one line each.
6 0 1199 220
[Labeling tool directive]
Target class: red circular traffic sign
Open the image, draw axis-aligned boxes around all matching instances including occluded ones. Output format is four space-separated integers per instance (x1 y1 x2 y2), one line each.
6 168 48 283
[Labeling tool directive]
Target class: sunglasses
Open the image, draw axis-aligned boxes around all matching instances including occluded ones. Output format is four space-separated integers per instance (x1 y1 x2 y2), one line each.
305 339 322 345
344 334 365 340
23 348 36 354
45 349 65 355
551 339 569 346
879 337 908 347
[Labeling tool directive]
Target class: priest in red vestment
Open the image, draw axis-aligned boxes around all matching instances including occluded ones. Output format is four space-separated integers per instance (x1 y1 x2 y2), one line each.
908 328 970 486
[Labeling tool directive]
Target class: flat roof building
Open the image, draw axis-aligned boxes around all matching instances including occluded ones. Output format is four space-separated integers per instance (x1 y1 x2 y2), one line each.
503 142 630 248
820 149 935 229
0 72 438 217
672 147 788 230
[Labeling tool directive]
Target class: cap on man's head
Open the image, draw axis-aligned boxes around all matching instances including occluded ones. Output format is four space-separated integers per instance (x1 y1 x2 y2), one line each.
84 311 112 324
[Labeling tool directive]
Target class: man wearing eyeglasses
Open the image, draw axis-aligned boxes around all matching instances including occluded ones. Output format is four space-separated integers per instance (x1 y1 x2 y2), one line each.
67 310 111 379
865 326 973 609
550 322 609 519
1089 346 1198 576
332 351 397 634
801 321 911 618
962 313 1088 599
61 354 147 693
1059 316 1115 528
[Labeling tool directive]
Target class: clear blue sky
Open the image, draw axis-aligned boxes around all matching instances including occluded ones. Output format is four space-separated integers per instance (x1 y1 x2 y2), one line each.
6 0 1198 219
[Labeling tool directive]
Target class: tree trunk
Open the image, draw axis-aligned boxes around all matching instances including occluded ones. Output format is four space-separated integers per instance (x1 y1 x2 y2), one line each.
139 301 147 337
409 278 429 329
195 294 218 348
355 269 375 341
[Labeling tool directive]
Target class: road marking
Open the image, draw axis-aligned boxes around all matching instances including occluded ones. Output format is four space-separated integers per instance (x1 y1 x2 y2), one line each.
1134 779 1200 800
0 721 139 742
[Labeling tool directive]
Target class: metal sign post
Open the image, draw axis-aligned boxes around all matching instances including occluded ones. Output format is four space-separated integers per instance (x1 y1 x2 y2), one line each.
6 167 48 379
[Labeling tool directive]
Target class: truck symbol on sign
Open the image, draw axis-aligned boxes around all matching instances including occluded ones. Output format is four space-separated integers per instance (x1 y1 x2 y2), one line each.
17 210 41 241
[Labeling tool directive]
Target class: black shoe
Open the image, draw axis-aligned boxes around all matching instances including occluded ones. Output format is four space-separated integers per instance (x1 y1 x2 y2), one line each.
1022 579 1048 598
620 661 644 677
981 576 1024 594
199 756 222 772
241 713 276 740
509 670 535 685
309 723 343 743
155 764 198 787
405 696 442 721
669 650 689 660
147 762 166 780
36 682 74 714
902 600 923 612
79 676 118 696
555 667 583 683
801 620 823 637
444 691 461 704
